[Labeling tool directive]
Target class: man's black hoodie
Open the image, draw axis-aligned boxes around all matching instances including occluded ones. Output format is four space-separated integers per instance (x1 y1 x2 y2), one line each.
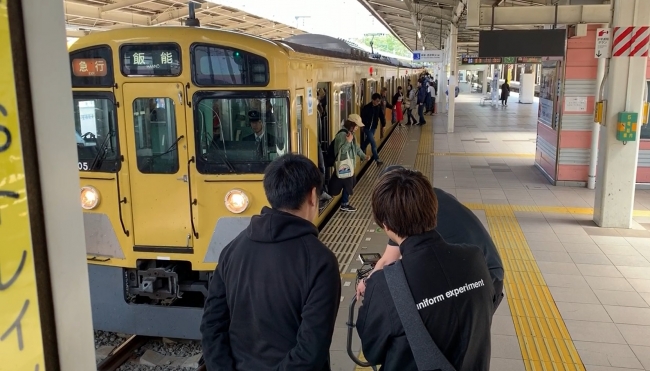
200 207 341 371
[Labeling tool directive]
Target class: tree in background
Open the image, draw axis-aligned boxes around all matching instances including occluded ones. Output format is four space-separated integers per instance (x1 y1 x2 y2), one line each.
353 34 411 58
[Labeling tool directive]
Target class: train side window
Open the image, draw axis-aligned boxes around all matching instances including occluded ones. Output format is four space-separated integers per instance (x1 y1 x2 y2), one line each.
132 98 180 174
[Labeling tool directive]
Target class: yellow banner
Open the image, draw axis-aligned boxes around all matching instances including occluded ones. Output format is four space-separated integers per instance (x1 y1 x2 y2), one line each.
0 1 46 370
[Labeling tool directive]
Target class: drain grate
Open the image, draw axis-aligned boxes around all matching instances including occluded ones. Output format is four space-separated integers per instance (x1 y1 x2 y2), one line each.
320 128 409 272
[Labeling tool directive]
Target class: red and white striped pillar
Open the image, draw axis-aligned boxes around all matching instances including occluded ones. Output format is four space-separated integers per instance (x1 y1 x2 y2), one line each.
594 0 650 228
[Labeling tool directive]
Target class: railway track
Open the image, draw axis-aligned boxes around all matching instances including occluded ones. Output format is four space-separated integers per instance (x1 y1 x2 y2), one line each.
97 335 152 371
95 331 203 370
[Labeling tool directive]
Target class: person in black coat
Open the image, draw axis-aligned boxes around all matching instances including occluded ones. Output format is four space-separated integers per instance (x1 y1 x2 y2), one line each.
200 154 341 371
357 168 494 371
357 165 505 310
501 80 510 106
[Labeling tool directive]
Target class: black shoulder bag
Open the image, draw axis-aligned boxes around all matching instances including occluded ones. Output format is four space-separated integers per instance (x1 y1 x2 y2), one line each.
383 261 456 371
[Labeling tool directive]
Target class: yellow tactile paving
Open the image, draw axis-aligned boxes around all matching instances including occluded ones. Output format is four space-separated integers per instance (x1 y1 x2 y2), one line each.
432 152 536 158
475 203 585 371
465 203 650 217
416 124 434 180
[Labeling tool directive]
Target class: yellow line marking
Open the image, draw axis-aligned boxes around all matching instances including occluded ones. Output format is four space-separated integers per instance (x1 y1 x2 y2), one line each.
464 203 650 217
341 273 356 280
478 203 585 370
354 352 375 371
433 152 536 158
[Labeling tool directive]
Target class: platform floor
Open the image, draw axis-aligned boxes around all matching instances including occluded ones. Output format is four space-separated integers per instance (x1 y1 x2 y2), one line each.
326 93 650 371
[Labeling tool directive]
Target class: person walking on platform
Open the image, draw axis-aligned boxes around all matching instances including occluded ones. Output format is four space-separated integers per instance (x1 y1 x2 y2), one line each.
381 87 394 124
360 93 384 165
501 80 510 106
416 81 428 125
328 114 367 212
356 165 505 311
391 86 404 126
405 84 417 125
200 154 341 371
356 168 494 371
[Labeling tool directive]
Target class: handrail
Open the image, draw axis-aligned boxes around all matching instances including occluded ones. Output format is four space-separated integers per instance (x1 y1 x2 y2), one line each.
188 156 199 239
115 158 129 236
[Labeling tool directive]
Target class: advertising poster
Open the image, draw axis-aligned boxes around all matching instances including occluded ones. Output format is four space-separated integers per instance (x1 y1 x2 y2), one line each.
538 61 558 128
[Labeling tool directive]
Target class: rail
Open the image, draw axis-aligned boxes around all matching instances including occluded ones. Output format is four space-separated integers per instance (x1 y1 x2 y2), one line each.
96 335 151 371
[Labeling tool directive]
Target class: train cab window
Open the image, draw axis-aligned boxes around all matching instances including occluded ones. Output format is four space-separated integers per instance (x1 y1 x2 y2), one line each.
191 44 269 86
73 95 119 172
132 98 180 174
194 93 290 174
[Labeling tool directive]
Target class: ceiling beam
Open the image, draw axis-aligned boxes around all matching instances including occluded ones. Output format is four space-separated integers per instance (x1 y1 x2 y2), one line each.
466 0 611 27
63 1 151 25
150 2 225 26
101 0 153 13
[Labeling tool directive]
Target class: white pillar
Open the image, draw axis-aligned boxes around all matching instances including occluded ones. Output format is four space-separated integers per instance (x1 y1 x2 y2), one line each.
519 64 535 104
439 63 447 114
447 24 458 133
594 0 649 228
482 66 489 94
589 36 608 190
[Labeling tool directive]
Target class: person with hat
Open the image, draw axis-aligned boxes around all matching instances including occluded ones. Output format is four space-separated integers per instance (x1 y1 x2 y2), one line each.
356 165 505 310
328 114 367 212
243 110 275 157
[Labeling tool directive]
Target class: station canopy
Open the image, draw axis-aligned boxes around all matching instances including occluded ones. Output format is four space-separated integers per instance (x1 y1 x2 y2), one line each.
64 0 305 40
357 0 552 54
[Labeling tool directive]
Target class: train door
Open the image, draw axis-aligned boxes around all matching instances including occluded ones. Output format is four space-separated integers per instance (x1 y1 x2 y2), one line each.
122 83 193 248
294 89 305 154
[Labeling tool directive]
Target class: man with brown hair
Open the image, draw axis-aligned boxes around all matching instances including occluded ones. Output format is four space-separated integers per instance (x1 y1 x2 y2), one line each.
357 168 494 371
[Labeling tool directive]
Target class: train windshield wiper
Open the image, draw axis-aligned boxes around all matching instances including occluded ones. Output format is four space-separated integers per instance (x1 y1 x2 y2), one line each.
207 140 236 173
90 130 114 171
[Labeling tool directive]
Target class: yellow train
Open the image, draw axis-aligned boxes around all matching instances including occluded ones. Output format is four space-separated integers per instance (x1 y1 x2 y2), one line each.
69 26 420 339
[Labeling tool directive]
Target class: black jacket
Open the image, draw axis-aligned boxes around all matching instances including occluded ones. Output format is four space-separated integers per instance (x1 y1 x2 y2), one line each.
388 188 505 309
200 207 341 371
358 230 494 371
360 102 385 130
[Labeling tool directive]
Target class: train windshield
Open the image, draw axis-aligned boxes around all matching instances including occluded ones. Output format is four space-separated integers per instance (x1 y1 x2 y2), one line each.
194 93 290 174
73 94 120 172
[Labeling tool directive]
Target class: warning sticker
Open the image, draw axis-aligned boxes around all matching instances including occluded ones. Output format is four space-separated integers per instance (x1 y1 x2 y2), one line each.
0 1 46 370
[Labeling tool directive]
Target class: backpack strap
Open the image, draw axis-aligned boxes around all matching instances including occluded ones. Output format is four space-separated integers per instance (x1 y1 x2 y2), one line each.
384 261 456 371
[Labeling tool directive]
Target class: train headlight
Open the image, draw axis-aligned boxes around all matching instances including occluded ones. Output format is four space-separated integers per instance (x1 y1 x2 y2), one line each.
80 186 100 210
225 189 249 214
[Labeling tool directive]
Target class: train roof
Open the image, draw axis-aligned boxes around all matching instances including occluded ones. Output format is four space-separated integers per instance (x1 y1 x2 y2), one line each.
68 27 417 69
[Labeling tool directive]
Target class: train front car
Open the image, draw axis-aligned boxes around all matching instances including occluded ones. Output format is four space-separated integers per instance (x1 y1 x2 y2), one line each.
70 27 295 339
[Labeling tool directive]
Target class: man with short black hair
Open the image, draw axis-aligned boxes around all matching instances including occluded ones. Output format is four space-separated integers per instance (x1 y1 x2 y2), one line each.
357 168 494 370
201 154 341 371
357 165 505 310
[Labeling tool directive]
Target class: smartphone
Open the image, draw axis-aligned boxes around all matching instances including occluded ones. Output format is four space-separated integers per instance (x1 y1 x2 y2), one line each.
359 253 382 265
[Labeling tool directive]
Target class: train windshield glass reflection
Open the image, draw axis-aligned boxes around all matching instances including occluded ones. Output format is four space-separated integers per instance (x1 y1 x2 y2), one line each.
73 96 119 172
195 94 289 174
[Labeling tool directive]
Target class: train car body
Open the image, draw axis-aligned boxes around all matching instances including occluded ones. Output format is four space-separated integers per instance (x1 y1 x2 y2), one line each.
69 26 421 339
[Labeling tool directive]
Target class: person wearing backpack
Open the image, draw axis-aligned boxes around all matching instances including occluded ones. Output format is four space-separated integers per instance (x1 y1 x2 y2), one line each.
327 114 367 212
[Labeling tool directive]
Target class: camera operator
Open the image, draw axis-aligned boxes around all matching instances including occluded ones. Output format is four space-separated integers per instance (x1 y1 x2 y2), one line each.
357 168 494 370
357 165 504 311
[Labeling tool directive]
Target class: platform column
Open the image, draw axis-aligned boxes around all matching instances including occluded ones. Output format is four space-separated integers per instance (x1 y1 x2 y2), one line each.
482 65 489 94
589 37 608 190
447 23 458 132
594 0 650 228
439 60 447 114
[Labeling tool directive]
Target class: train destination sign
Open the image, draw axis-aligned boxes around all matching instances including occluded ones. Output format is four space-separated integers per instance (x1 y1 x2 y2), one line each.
461 56 542 65
120 44 181 76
